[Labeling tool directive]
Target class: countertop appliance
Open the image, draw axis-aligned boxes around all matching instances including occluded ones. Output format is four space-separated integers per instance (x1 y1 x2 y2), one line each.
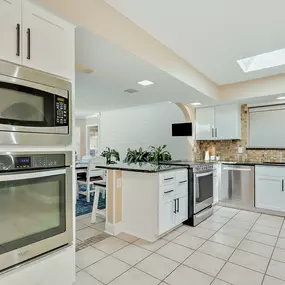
221 164 255 208
0 60 72 145
0 151 72 273
160 160 214 226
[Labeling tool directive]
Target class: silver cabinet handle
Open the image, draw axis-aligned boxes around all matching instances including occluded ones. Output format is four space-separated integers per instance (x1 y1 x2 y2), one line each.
282 180 284 192
212 127 214 138
164 177 174 181
164 190 174 194
179 180 187 184
174 199 177 213
215 128 218 138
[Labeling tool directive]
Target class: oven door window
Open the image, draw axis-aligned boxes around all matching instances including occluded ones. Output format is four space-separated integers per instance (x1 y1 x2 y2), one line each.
0 173 65 254
0 82 55 127
196 172 213 204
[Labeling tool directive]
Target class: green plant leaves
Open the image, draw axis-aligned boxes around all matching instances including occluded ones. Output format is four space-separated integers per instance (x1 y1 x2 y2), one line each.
124 145 172 163
101 147 120 164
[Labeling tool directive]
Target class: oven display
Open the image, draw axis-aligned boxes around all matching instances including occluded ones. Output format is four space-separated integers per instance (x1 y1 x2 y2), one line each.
15 157 31 168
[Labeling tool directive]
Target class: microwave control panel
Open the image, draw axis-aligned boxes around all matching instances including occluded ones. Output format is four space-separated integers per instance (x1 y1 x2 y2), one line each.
55 96 68 126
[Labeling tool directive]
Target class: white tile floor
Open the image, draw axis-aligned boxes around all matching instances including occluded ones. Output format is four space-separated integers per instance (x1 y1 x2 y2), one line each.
75 206 285 285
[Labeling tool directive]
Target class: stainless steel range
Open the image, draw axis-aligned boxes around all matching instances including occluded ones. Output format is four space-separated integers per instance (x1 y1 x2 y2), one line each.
0 151 73 273
161 160 214 226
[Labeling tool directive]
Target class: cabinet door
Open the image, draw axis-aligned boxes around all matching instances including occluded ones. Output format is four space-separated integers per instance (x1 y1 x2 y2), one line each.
0 0 21 64
196 107 215 140
255 176 285 212
22 1 74 79
159 199 175 234
215 105 241 140
175 194 188 225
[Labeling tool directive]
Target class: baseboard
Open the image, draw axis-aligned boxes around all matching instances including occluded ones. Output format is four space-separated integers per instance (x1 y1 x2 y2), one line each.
105 222 123 236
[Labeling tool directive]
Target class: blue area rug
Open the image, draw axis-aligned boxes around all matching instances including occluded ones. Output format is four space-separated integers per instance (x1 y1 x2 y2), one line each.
76 186 106 217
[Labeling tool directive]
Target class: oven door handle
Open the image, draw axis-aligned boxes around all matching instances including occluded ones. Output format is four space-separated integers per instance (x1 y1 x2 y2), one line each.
195 171 213 178
0 169 66 182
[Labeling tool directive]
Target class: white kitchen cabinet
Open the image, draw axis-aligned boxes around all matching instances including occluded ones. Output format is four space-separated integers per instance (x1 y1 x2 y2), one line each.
196 107 215 140
196 104 241 140
175 193 188 225
215 105 241 140
255 166 285 212
0 0 22 64
160 199 176 234
0 0 74 79
22 1 74 79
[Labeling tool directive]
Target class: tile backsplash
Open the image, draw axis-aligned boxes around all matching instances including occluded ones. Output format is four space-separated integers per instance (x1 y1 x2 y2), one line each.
196 104 285 162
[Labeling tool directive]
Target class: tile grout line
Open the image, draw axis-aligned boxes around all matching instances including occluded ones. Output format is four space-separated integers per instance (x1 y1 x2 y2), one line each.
261 217 285 284
77 209 285 285
208 208 261 285
160 207 242 285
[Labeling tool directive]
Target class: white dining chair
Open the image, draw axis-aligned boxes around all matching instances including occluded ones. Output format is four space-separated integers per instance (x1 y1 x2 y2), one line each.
77 156 106 202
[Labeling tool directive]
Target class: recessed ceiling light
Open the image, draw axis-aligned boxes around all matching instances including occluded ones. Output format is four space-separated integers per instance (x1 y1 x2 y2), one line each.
277 96 285 100
191 102 201 106
237 48 285 73
137 80 154 86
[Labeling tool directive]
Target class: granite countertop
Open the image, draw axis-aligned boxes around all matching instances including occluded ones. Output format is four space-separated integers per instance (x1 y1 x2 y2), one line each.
195 160 285 166
96 162 188 173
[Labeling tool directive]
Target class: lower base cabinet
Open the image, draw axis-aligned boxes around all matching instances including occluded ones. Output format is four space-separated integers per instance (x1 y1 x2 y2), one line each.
255 166 285 212
158 170 188 235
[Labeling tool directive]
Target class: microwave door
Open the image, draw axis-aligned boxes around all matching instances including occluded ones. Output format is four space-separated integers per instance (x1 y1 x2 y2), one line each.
0 76 68 135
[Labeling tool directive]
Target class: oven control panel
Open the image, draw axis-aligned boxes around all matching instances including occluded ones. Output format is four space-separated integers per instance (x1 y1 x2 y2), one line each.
55 96 68 126
15 157 31 169
0 153 66 171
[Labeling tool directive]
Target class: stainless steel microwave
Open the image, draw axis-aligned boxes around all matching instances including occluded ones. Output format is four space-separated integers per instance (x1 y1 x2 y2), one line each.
0 60 72 145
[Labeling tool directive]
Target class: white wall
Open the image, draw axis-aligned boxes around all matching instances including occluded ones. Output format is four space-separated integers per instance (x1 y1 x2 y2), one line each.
100 102 190 161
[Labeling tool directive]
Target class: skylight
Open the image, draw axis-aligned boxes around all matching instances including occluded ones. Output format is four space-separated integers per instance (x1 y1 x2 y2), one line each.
237 48 285 73
137 80 154 86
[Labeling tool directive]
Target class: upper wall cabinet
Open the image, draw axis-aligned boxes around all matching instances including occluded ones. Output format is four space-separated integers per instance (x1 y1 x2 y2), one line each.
0 0 74 79
22 1 74 79
196 104 241 140
0 0 22 64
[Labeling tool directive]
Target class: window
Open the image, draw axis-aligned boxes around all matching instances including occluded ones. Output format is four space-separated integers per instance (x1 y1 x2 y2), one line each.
248 104 285 148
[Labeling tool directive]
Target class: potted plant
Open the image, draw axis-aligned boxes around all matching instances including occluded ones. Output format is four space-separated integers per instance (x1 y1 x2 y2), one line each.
148 145 172 163
101 147 120 164
124 147 151 163
216 152 221 161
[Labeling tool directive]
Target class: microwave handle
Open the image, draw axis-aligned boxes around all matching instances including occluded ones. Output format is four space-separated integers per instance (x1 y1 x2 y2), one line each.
0 169 66 182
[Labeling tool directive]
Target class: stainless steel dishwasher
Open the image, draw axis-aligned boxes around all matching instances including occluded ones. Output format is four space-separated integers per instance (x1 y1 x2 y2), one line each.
221 164 255 208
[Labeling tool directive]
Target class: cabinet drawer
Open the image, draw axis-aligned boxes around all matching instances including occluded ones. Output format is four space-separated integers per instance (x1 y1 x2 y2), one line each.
159 171 175 186
256 166 285 177
176 169 188 184
160 184 175 202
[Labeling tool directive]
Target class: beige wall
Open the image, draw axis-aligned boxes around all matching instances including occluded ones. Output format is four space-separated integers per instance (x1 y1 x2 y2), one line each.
196 104 285 162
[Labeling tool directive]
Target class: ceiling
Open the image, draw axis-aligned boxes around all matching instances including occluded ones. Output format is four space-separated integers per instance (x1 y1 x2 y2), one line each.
104 0 285 85
75 26 216 116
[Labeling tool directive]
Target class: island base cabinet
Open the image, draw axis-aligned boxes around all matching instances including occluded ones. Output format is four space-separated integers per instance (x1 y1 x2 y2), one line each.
175 194 188 225
121 170 188 242
159 199 176 234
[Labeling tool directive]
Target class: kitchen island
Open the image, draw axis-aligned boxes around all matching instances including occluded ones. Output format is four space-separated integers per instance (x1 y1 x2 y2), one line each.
96 163 189 241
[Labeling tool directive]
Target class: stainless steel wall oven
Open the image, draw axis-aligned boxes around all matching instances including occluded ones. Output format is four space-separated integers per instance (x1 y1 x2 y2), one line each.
0 151 73 273
0 60 72 145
